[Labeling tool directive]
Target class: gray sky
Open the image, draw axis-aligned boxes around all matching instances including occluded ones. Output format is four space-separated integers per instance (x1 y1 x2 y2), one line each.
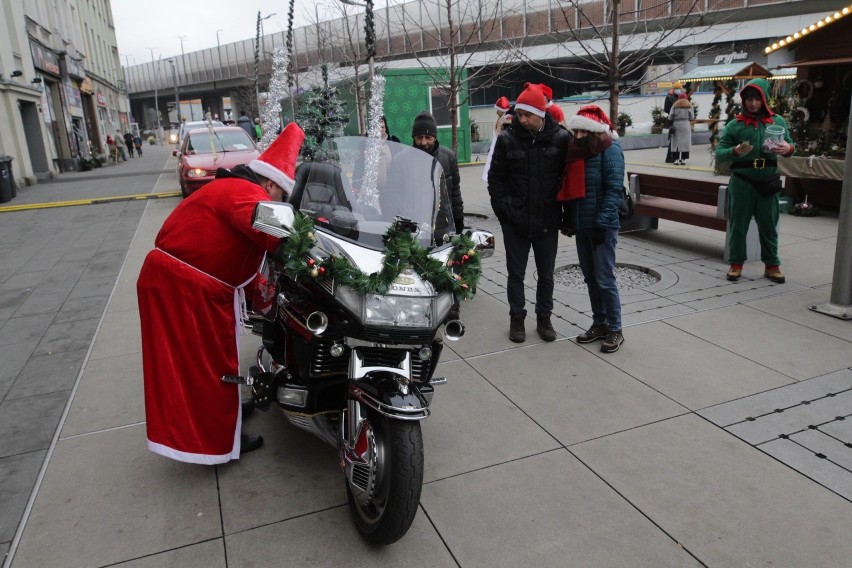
112 0 347 66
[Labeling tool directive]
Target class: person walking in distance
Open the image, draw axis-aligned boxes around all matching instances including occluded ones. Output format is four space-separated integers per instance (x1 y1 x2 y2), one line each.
669 93 694 165
487 82 570 343
481 96 513 182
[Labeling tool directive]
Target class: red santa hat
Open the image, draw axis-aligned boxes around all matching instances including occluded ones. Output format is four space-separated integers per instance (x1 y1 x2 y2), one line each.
494 96 510 112
538 83 554 103
514 83 547 118
248 123 305 194
567 105 618 139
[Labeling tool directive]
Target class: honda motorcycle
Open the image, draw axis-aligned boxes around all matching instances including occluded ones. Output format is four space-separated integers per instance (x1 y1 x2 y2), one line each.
226 137 494 544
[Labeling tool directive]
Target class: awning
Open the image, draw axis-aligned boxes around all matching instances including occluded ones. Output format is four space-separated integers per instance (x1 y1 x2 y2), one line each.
679 62 772 83
771 67 798 80
785 56 852 67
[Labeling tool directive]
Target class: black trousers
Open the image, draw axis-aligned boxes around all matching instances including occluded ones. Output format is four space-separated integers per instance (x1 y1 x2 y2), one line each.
502 222 558 317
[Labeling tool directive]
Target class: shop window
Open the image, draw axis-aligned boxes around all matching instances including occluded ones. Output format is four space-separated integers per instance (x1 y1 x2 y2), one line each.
429 85 458 128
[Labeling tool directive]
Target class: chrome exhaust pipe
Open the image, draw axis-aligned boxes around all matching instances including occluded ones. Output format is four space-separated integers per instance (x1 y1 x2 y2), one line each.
444 319 465 341
306 311 329 335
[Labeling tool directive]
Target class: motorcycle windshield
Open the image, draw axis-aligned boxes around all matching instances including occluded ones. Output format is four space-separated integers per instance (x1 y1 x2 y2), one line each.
290 137 455 249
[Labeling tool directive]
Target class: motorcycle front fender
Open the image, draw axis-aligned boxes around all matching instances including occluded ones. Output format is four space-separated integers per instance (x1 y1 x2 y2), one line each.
348 379 430 421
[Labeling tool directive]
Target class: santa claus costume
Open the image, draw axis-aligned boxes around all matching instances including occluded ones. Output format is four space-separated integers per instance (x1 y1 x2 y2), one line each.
138 123 304 464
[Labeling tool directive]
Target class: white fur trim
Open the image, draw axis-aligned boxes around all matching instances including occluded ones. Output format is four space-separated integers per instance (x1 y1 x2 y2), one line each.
566 115 609 133
546 101 553 108
514 103 545 118
495 103 509 112
248 159 295 193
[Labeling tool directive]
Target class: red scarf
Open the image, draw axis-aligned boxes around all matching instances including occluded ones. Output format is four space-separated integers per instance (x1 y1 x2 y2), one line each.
557 136 612 201
736 111 775 127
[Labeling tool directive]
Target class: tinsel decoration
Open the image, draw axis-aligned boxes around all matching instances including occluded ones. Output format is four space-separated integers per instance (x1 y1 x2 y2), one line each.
709 82 722 149
285 0 297 120
204 111 218 159
254 11 262 116
360 73 386 206
365 0 376 61
724 78 741 122
273 212 482 300
258 45 291 152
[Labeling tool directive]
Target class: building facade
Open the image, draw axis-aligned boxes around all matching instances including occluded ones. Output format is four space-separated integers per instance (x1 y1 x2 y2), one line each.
0 0 128 192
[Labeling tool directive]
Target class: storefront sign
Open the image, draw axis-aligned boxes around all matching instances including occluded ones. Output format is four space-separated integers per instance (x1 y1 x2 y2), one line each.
66 81 84 117
96 90 107 106
714 51 748 65
30 41 61 76
64 56 85 79
80 77 94 94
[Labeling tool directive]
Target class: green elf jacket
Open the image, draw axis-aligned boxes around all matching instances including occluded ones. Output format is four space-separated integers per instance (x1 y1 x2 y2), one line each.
715 77 794 183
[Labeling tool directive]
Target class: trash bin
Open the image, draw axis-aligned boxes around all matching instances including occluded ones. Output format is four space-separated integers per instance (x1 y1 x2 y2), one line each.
0 155 14 203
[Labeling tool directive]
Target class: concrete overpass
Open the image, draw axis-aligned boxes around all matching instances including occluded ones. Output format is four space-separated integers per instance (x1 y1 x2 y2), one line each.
123 0 835 132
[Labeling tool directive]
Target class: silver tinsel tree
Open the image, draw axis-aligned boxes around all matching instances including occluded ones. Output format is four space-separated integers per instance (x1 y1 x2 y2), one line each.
258 45 291 152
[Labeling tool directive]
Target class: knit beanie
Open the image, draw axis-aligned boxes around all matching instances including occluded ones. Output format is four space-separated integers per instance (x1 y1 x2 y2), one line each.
412 111 437 137
514 83 547 118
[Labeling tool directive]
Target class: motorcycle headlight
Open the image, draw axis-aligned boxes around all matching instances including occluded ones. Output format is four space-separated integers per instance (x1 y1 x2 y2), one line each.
365 294 432 328
335 286 453 329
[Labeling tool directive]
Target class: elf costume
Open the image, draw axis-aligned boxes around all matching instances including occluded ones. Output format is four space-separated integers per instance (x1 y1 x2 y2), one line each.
716 78 794 282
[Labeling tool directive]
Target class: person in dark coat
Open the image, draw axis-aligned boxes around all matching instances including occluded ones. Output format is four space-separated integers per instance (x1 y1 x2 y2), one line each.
237 110 254 140
561 105 626 353
411 111 464 233
123 131 135 158
487 82 570 343
381 116 400 143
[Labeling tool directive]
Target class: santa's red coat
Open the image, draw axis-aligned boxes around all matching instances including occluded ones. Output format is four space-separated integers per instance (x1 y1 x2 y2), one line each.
137 177 279 464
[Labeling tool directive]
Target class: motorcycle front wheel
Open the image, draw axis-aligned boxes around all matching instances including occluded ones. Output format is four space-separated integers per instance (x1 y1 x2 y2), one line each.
345 409 424 545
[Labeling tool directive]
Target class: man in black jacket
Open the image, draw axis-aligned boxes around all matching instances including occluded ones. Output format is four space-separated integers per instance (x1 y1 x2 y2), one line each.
488 83 570 343
411 111 464 234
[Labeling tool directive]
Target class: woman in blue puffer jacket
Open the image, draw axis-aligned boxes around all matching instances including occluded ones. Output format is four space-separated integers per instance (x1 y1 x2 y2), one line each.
560 105 626 353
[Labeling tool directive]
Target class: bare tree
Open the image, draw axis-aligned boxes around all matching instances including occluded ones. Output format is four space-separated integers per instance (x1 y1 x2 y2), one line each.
513 0 736 124
397 0 521 153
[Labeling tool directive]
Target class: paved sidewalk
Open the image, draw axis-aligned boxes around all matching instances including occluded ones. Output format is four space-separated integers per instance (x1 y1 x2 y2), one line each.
1 141 850 567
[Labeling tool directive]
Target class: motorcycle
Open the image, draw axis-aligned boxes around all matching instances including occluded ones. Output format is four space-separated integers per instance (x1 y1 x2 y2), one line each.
226 137 494 544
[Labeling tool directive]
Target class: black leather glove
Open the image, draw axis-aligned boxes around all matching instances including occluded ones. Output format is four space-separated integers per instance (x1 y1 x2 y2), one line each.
589 228 606 246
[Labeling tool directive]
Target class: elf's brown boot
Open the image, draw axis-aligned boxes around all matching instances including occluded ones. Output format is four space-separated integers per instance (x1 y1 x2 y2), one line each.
726 264 743 281
764 265 785 284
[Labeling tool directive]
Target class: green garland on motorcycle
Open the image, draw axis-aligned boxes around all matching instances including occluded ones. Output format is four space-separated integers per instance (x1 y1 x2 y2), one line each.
274 212 482 300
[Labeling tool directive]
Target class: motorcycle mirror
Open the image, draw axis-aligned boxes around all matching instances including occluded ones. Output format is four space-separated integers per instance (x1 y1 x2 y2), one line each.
464 228 496 259
252 202 297 238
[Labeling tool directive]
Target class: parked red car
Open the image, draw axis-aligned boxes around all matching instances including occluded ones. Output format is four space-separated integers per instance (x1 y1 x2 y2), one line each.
174 126 260 197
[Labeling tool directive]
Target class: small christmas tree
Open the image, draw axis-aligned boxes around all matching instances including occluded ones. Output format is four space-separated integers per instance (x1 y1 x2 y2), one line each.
297 64 350 161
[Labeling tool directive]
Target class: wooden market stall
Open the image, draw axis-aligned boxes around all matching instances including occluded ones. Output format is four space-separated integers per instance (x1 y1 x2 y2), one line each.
765 4 852 210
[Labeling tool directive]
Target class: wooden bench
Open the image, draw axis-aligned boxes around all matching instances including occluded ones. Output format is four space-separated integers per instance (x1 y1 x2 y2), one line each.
626 171 762 262
628 172 727 231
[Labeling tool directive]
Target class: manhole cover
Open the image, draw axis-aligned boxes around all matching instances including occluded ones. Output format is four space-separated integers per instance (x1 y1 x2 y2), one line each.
555 263 661 291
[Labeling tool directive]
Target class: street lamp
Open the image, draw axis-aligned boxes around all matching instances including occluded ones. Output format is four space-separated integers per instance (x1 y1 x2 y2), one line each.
147 48 162 145
175 35 194 119
167 58 182 127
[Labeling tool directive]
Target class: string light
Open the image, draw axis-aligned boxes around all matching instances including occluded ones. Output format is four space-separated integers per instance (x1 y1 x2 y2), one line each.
764 3 851 54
